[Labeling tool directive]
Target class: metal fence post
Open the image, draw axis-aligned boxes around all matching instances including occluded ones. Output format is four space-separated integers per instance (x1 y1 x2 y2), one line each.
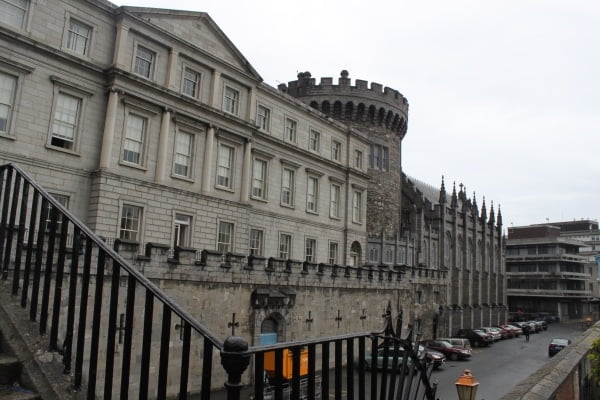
220 336 251 400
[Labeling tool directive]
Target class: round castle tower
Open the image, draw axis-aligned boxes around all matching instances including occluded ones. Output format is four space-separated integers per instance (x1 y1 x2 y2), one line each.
279 70 409 236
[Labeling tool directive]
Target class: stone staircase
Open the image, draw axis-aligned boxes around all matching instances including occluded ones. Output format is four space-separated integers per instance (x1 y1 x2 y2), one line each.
0 330 41 400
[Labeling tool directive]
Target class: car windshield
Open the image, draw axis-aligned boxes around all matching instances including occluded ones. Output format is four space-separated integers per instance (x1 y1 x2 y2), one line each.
551 339 570 345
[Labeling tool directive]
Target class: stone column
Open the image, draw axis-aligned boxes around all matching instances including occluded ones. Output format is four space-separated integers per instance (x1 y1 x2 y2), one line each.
99 89 119 169
113 20 129 69
166 49 179 90
247 87 256 124
240 138 252 203
201 126 216 194
210 71 221 108
155 109 171 184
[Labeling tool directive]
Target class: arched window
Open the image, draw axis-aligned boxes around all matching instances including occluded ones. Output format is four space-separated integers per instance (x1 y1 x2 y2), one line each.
457 236 464 269
431 242 438 268
386 249 393 263
444 232 453 267
344 102 354 119
350 241 362 267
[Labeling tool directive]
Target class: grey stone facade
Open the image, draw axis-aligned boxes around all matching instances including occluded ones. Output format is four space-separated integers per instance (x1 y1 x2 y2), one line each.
0 3 506 394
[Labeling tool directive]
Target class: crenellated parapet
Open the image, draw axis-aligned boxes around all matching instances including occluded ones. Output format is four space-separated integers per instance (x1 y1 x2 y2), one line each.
114 241 448 289
279 70 409 137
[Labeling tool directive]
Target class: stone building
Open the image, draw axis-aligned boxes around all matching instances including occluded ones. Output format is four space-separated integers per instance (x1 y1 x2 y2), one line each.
506 224 596 320
281 72 507 333
0 0 505 357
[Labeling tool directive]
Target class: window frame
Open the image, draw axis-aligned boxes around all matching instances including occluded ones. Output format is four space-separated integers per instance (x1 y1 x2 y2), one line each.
308 128 321 152
279 232 292 259
280 167 295 207
48 91 82 152
63 16 93 57
181 66 201 98
172 129 195 179
222 85 240 115
331 140 342 162
132 43 157 80
0 0 31 30
329 183 341 219
306 175 319 214
305 237 317 263
217 220 234 255
0 70 18 136
249 228 264 257
352 189 363 224
354 149 363 170
256 104 271 132
284 117 297 143
216 143 235 190
173 212 193 248
121 111 149 168
328 241 339 265
119 202 144 242
251 157 268 200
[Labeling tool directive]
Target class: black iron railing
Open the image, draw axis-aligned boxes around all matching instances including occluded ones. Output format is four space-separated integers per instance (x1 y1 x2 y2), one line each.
0 162 437 400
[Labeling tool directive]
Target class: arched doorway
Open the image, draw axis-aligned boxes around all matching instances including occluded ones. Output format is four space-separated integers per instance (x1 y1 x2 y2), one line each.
350 241 362 267
259 313 284 345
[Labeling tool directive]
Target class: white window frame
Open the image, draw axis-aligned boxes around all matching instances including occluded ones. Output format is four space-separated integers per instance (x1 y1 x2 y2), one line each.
308 129 320 152
222 85 239 115
329 183 340 219
0 71 18 135
64 17 92 56
48 91 82 152
352 189 363 223
181 66 201 98
354 149 363 170
305 237 317 262
280 167 295 207
173 213 192 248
119 203 143 242
251 157 268 200
173 130 194 179
249 228 264 257
306 176 319 213
279 233 292 259
216 143 235 189
257 104 270 132
328 241 339 265
0 0 30 30
284 117 297 143
332 140 342 162
133 43 156 80
122 112 148 167
217 220 234 254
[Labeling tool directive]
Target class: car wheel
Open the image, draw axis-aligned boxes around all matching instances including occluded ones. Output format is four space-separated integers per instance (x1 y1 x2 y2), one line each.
450 353 458 361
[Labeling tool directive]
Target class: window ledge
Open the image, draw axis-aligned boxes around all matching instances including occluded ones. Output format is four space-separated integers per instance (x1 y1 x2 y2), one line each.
215 185 235 193
171 174 195 183
0 133 16 141
45 144 81 157
118 160 148 171
250 196 269 203
280 203 295 210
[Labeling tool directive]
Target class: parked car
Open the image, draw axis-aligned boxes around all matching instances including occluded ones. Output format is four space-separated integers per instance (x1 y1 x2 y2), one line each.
456 329 493 347
525 321 542 333
421 340 471 361
365 346 415 372
548 338 571 357
437 337 472 352
417 344 446 369
493 325 514 339
503 324 523 337
478 327 502 341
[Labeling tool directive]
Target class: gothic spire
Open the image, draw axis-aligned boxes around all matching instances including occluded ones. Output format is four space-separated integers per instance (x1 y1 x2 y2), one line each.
439 176 447 204
451 181 458 208
481 196 487 222
497 204 503 231
489 201 495 225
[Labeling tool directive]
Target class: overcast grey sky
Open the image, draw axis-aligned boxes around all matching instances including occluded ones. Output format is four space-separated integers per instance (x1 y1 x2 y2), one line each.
118 0 600 229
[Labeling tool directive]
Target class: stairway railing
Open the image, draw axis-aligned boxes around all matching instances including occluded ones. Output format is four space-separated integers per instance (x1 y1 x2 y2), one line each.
0 162 437 400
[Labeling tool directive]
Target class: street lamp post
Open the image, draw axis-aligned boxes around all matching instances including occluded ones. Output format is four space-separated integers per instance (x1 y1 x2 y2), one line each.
455 369 479 400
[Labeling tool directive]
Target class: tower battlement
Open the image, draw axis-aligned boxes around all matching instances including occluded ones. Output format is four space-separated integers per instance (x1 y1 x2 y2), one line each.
279 70 408 136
